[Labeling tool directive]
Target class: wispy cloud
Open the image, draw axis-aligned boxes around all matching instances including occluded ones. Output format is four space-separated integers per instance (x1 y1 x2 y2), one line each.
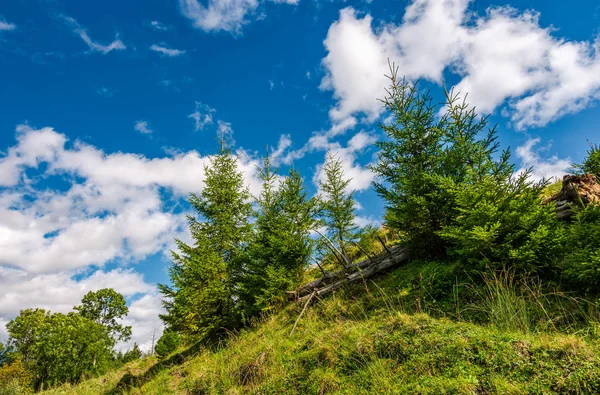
0 19 16 31
150 44 186 57
149 20 170 31
515 137 571 181
95 86 117 97
188 102 216 131
134 120 153 134
62 15 126 54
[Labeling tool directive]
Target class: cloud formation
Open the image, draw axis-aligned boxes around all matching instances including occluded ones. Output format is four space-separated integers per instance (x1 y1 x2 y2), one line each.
179 0 297 34
0 19 16 31
62 15 126 54
189 102 216 131
516 137 571 181
0 123 267 350
135 120 153 134
321 1 600 129
150 44 186 57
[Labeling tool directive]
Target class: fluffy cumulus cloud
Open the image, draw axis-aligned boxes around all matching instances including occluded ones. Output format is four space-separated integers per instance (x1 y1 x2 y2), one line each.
515 137 571 181
179 0 297 34
150 44 186 57
62 15 126 54
321 0 600 129
0 124 264 350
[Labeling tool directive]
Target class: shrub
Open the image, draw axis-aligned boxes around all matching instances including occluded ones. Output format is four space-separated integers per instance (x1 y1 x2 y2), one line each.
438 172 566 273
155 331 180 359
0 360 32 395
563 204 600 289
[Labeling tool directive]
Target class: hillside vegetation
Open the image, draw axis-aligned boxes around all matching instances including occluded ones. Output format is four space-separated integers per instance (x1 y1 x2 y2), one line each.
43 261 600 394
3 67 600 394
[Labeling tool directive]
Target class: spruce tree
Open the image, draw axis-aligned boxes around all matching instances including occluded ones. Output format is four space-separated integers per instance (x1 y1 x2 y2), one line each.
319 151 358 263
159 137 252 338
241 155 318 315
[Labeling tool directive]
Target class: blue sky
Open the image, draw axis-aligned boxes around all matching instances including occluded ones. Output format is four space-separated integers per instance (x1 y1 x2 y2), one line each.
1 0 599 349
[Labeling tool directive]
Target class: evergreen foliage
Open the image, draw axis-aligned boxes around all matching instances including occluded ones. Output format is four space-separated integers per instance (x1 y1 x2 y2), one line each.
572 141 600 178
155 331 180 360
563 205 600 289
372 65 566 271
319 151 358 262
241 156 318 316
121 343 143 364
159 141 252 339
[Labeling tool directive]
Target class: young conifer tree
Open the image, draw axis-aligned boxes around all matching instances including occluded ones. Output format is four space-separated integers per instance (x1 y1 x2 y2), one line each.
159 134 252 338
241 154 318 315
319 151 358 264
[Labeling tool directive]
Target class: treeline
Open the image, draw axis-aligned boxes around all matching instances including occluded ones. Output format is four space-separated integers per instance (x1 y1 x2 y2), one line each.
0 289 143 392
157 66 600 352
157 138 370 345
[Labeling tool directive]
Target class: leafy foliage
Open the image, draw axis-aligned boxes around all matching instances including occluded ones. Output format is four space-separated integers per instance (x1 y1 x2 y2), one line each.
438 171 565 273
7 310 114 390
75 288 131 342
121 343 143 364
0 359 32 395
372 66 566 273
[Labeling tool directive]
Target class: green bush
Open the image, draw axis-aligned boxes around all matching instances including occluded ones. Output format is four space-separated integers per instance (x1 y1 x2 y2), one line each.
155 331 180 359
563 204 600 289
439 172 566 273
0 360 32 395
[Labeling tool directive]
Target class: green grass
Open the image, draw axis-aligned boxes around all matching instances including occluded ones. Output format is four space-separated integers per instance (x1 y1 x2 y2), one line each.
43 261 600 394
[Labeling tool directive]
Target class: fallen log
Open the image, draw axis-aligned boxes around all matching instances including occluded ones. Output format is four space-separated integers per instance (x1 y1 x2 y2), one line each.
294 247 410 304
291 245 406 299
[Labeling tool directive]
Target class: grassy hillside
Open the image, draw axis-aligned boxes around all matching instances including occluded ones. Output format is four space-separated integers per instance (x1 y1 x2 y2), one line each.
42 260 600 395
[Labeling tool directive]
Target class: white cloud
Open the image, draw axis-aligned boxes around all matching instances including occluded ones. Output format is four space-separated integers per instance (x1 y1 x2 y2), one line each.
283 116 357 163
122 293 165 352
134 120 153 134
0 266 162 351
0 123 267 349
189 102 216 131
321 2 600 130
150 44 186 57
515 137 571 181
62 15 126 54
0 125 264 273
270 134 292 165
312 131 377 193
0 19 16 31
178 0 296 34
150 20 170 31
